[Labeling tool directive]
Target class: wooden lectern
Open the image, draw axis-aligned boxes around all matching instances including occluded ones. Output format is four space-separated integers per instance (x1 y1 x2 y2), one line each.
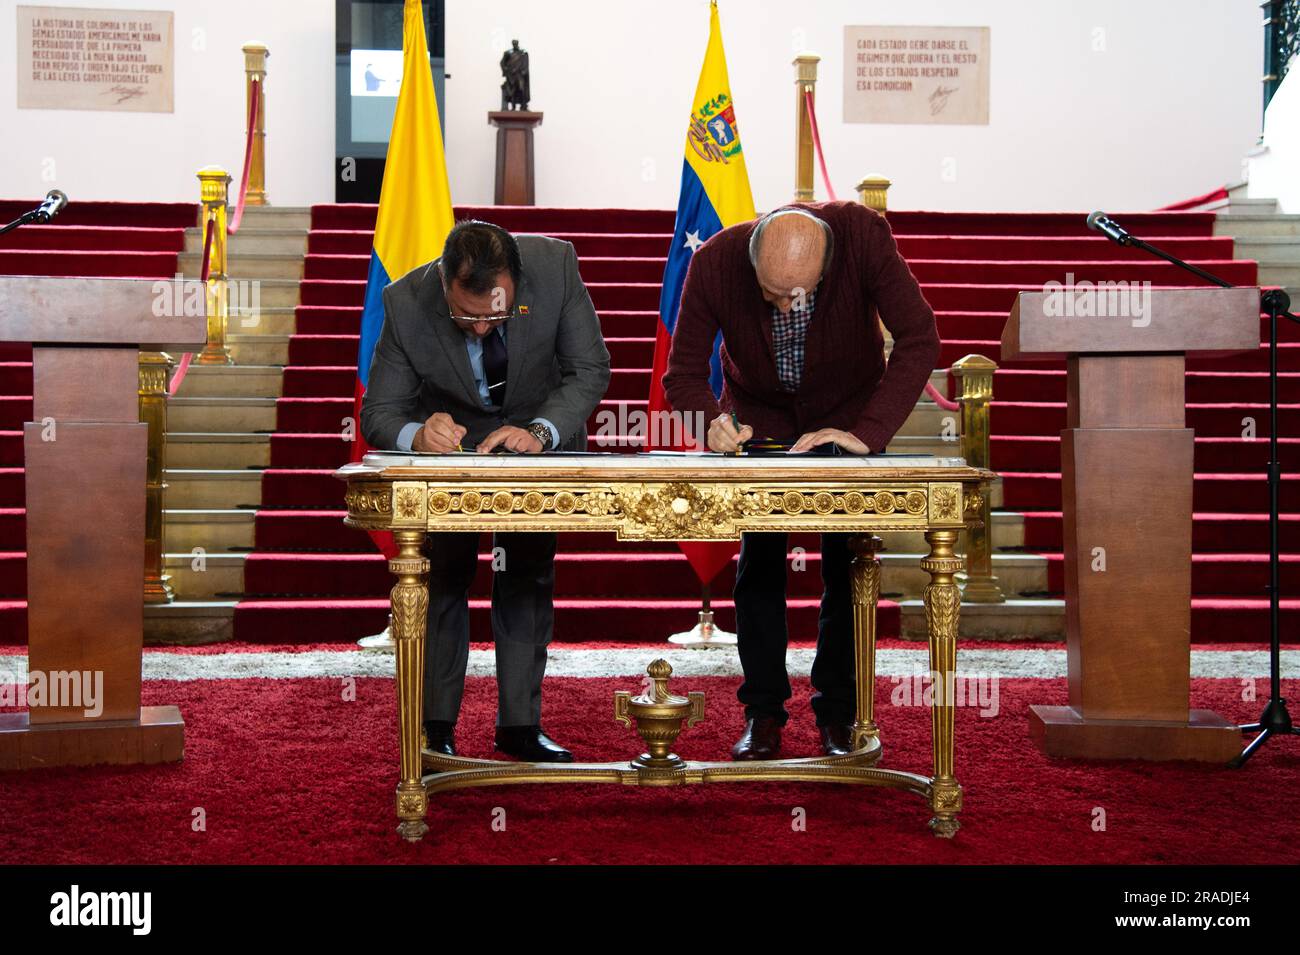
0 276 205 769
1003 286 1261 761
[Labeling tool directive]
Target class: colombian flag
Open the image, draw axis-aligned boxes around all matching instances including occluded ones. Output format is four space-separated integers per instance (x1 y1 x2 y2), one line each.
351 0 455 556
648 0 757 585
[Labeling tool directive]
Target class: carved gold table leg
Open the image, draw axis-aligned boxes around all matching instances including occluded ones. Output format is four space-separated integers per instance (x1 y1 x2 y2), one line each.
921 528 964 838
849 535 883 751
389 529 430 842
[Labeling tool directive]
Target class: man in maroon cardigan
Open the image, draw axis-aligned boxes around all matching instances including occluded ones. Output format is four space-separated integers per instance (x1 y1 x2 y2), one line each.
663 201 940 759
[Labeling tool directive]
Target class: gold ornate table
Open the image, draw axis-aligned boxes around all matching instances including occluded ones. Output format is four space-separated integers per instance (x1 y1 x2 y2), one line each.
336 451 992 842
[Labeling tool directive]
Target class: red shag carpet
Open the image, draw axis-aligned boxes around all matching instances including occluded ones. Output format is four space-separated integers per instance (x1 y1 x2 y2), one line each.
2 673 1298 865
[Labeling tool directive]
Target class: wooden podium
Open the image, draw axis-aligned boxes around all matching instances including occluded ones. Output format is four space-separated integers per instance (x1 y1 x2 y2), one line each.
1003 287 1260 761
0 276 204 769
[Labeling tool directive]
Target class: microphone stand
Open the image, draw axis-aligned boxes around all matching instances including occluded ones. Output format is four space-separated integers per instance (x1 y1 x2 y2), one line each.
0 206 54 237
1109 225 1298 766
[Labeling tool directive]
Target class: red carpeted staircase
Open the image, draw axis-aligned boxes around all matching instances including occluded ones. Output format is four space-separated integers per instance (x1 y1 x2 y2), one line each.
0 200 196 643
232 204 1296 645
0 201 1294 646
234 204 848 641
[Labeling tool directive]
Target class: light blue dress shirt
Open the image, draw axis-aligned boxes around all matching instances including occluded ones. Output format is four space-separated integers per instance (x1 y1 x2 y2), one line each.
395 325 559 451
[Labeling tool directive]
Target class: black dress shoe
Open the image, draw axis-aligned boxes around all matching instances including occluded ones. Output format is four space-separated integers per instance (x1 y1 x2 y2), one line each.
494 725 574 763
423 720 456 757
818 723 854 757
731 717 782 760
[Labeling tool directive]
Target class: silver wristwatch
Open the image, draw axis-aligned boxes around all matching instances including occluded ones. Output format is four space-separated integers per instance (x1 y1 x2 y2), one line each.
526 422 553 450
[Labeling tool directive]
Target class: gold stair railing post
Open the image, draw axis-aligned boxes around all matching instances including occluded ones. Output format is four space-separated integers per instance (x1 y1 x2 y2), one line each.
140 352 174 603
196 165 233 365
856 174 892 213
242 42 269 205
793 53 819 201
951 354 1004 602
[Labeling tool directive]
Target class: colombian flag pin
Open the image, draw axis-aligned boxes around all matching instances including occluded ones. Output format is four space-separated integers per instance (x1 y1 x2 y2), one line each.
518 305 529 315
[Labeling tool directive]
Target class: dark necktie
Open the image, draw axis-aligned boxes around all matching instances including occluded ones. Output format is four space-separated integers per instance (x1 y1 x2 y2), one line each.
482 328 508 408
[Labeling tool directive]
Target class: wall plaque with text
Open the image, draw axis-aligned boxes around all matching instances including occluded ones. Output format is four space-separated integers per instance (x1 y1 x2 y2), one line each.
843 25 989 125
16 5 174 112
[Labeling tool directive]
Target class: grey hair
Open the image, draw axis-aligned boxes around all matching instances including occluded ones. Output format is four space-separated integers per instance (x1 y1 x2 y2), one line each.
748 207 834 272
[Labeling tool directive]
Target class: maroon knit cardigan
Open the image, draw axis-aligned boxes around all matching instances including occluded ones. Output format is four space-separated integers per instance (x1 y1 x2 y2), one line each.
662 201 940 452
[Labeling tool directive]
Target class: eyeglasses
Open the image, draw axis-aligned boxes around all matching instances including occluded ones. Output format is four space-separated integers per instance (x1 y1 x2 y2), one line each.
447 306 516 327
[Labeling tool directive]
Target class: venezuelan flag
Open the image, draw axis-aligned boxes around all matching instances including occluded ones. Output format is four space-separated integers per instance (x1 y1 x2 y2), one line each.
351 0 455 554
647 0 757 586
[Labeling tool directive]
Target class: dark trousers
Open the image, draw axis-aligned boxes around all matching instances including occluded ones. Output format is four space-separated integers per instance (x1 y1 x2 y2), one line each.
733 532 856 726
421 531 557 727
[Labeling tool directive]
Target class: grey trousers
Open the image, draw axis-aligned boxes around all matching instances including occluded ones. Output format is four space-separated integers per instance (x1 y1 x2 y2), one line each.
422 531 557 727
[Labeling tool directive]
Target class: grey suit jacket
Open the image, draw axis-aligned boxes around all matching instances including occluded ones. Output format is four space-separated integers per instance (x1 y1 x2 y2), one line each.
360 235 611 453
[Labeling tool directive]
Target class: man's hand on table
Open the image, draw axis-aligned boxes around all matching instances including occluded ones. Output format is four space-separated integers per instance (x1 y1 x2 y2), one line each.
707 412 753 453
789 428 869 455
477 425 543 454
412 412 467 453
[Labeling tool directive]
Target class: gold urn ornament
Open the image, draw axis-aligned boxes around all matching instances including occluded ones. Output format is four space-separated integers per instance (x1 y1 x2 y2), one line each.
614 660 705 771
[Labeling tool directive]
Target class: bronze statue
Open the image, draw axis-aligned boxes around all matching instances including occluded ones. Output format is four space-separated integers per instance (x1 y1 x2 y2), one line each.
500 39 530 111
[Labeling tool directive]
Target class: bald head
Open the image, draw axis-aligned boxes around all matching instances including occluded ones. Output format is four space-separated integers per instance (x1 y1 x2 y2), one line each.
749 208 832 312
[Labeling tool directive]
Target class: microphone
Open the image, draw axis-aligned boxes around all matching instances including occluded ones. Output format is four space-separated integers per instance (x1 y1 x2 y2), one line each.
33 189 68 223
1087 210 1132 246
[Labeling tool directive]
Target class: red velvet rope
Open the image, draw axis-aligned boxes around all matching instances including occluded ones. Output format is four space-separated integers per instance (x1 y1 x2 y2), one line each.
803 89 838 202
170 79 261 397
227 77 259 234
802 90 961 415
198 213 215 283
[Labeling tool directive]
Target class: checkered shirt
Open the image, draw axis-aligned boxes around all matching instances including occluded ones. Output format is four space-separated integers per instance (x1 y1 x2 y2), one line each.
769 287 816 392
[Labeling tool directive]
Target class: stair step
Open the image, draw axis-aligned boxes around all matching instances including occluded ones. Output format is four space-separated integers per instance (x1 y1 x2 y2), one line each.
900 597 1064 638
1233 236 1300 263
184 227 308 256
169 396 278 432
143 600 237 645
167 432 270 468
164 508 256 551
229 334 289 365
164 469 263 509
172 277 299 308
173 364 283 398
178 251 306 280
164 551 244 598
233 206 313 231
1220 197 1281 213
1214 214 1300 238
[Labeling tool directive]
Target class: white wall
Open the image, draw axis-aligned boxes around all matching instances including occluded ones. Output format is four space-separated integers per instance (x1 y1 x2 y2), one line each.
0 0 336 208
445 0 1263 211
1246 68 1300 213
1 0 1266 212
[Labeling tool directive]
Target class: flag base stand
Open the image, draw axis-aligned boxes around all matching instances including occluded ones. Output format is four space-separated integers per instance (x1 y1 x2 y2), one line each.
667 611 737 648
358 615 394 652
667 587 737 648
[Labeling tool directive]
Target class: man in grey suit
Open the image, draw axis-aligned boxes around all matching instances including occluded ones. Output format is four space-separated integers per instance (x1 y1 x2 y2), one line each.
361 220 611 762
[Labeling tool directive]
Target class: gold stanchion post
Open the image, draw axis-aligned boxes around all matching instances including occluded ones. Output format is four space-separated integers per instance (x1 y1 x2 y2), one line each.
242 43 269 205
196 166 233 365
140 352 174 603
793 53 819 201
951 354 1004 602
856 174 892 213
